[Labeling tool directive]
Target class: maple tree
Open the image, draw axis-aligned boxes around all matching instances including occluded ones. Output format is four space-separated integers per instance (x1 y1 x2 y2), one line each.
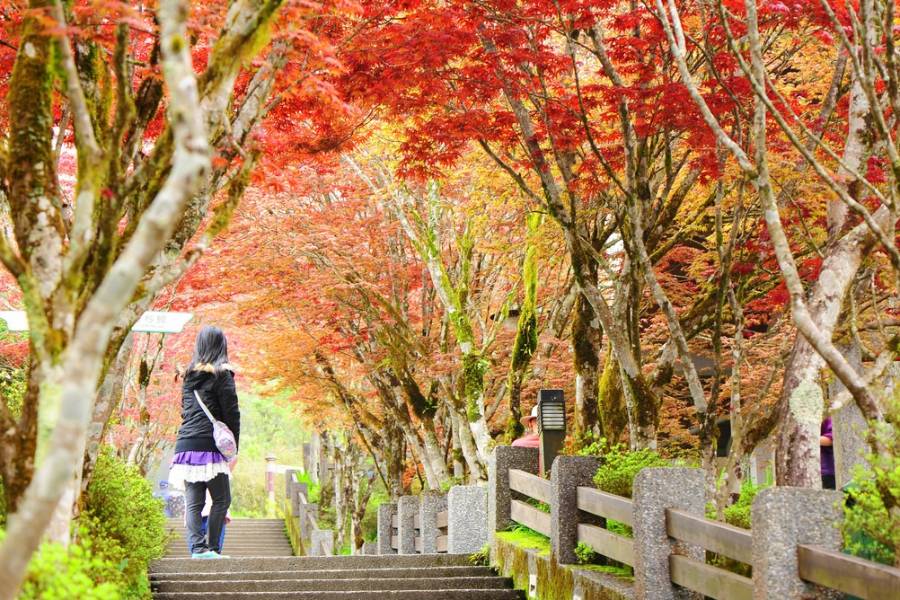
0 0 896 579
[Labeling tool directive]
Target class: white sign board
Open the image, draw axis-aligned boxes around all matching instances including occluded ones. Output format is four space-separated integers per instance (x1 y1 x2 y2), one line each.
0 311 28 332
131 311 193 333
0 310 193 333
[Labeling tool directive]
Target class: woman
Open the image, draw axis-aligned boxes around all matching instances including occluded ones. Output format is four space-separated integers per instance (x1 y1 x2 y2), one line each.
168 326 240 559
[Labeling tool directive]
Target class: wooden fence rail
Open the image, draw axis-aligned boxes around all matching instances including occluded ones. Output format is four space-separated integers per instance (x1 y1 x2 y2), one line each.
798 545 899 600
492 447 900 600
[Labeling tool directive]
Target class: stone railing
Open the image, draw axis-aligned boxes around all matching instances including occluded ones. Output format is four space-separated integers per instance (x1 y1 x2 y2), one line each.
377 486 489 555
374 445 899 600
282 469 334 556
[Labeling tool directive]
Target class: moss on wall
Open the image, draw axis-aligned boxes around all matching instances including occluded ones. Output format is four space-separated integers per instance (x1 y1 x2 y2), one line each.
493 533 634 600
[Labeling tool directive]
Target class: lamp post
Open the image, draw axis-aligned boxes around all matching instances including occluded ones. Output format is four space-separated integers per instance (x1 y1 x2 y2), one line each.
537 389 566 476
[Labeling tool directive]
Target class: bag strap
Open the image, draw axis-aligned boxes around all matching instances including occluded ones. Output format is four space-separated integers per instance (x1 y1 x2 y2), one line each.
194 390 216 423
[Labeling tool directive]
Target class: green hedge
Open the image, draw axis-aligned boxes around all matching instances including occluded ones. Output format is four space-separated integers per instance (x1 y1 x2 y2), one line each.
5 448 167 599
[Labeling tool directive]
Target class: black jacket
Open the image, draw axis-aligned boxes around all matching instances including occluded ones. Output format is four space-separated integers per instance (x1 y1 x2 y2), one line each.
174 368 240 454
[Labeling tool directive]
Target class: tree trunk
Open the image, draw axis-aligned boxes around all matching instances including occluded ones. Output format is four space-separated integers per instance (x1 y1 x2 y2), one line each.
597 354 629 445
80 334 133 494
0 358 40 514
572 292 602 442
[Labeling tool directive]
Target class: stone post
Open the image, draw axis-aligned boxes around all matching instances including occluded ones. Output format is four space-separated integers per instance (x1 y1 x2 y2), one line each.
448 485 489 553
751 487 843 599
310 529 334 556
419 491 448 554
488 446 539 533
551 456 602 565
831 344 866 488
266 454 277 510
298 502 318 539
362 541 377 555
398 495 420 554
285 469 296 501
292 481 308 518
302 443 311 476
750 439 775 485
632 467 705 600
377 502 398 555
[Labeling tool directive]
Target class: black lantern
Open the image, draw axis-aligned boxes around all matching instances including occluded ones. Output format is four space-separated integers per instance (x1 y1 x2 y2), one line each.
537 389 566 475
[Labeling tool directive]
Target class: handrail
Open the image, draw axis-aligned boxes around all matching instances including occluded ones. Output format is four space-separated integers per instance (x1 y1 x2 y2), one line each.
509 469 552 504
576 486 633 526
510 498 551 536
666 508 752 564
798 545 900 600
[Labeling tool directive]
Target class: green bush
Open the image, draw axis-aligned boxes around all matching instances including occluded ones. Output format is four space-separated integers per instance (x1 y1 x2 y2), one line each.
81 449 167 598
721 479 764 530
574 541 599 565
842 401 900 567
19 535 124 600
589 441 668 498
0 528 123 600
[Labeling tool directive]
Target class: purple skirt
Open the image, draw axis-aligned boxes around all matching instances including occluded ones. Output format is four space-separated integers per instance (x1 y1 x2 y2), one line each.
168 451 230 490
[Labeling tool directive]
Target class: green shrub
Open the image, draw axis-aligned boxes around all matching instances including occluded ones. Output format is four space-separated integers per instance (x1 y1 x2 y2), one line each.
574 541 599 565
469 543 491 566
722 479 764 530
81 449 166 598
0 528 123 600
842 402 900 567
590 441 668 498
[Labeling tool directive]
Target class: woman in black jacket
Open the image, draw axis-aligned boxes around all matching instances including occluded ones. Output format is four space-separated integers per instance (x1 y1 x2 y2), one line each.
168 326 240 559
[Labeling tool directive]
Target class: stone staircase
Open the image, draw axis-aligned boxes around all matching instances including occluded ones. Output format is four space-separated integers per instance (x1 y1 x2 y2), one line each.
164 518 294 558
153 520 524 599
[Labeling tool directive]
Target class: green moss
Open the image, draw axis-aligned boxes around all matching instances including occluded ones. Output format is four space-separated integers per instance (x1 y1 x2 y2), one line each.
578 564 634 581
496 528 551 556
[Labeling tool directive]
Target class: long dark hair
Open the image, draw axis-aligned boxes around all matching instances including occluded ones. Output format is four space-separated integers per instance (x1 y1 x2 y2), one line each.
189 326 230 372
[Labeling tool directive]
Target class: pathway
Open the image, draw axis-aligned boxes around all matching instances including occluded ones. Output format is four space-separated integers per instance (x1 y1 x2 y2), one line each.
151 518 524 599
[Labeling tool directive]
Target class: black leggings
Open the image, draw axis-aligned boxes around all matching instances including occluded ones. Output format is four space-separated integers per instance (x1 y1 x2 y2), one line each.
185 473 231 554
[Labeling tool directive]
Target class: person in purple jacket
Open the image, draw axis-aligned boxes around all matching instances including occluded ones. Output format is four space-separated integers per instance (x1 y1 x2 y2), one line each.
821 417 835 489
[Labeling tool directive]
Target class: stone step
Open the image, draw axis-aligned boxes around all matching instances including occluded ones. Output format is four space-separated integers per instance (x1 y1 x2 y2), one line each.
153 590 525 599
150 554 472 574
166 540 293 547
153 576 512 593
151 566 496 582
167 537 292 545
167 546 294 559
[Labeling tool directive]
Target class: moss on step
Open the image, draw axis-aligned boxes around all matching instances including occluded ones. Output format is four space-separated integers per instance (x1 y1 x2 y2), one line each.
493 532 634 600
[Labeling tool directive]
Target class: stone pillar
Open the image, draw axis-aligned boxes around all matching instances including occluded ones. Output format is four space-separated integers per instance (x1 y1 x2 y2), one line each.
632 467 705 600
265 454 277 509
398 495 420 554
298 502 318 539
448 485 489 554
291 481 307 517
750 439 775 485
752 487 843 599
310 529 334 556
488 446 539 533
419 491 448 554
377 502 398 555
831 344 866 488
551 456 602 565
302 443 311 475
285 469 297 500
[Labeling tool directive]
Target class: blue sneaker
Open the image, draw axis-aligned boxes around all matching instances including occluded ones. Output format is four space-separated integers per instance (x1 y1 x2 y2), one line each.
191 550 219 559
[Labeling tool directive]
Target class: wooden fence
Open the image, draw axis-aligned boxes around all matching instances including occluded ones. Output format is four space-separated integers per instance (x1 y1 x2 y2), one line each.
502 451 898 600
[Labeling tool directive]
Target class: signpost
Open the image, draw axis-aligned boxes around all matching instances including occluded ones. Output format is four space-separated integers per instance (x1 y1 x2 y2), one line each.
0 310 193 334
0 311 28 331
